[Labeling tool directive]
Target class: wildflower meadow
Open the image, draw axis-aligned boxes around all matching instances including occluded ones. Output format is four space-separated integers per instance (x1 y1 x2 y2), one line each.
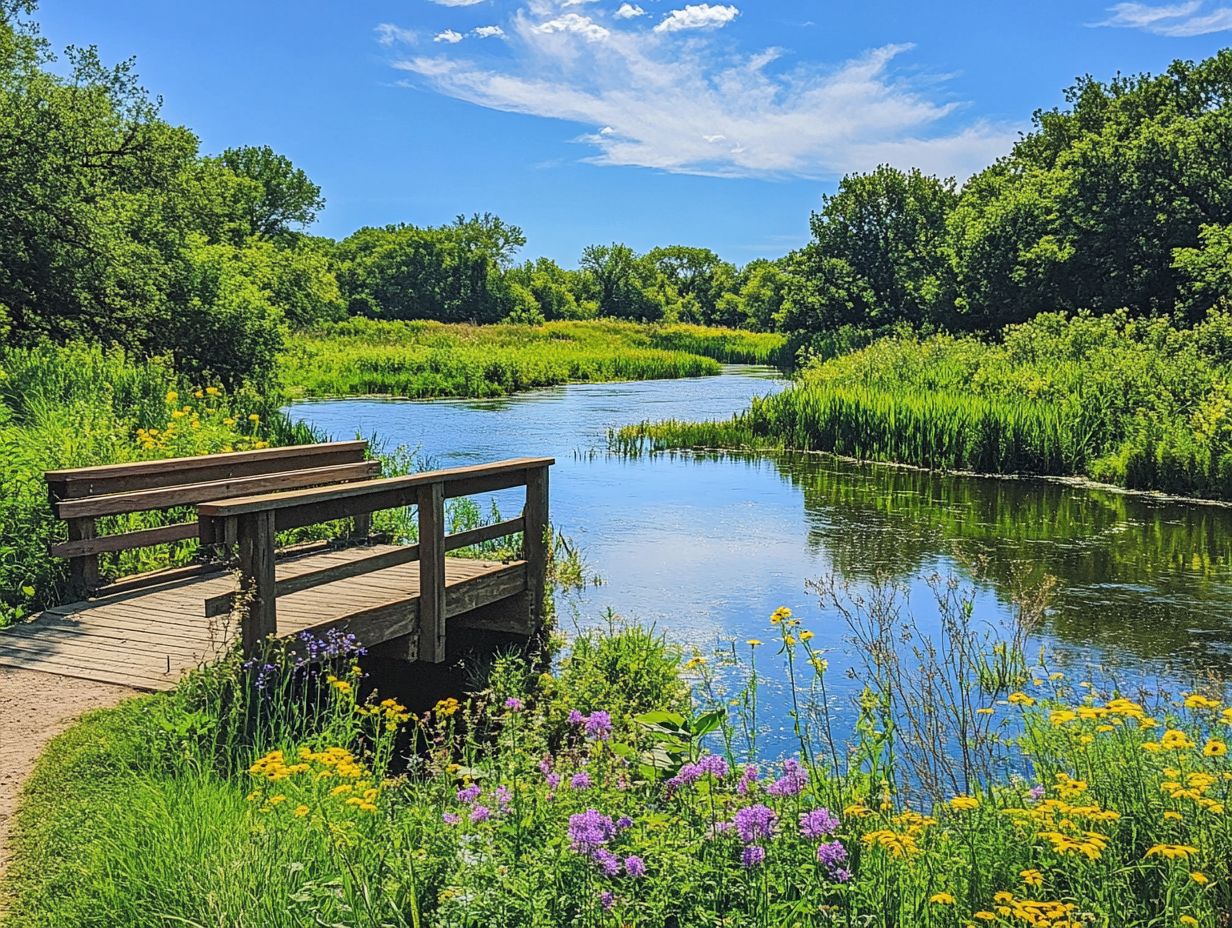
6 579 1232 928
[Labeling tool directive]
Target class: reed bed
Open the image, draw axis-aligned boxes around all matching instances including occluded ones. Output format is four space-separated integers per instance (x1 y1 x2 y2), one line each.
281 319 786 399
615 309 1232 499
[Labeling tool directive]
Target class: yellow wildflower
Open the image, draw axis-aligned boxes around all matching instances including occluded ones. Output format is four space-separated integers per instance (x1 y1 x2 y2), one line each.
746 639 762 647
294 804 309 818
1162 729 1196 751
1202 739 1227 757
949 795 979 812
1180 917 1198 927
165 390 178 403
929 893 956 905
800 630 814 641
1184 694 1221 710
976 707 995 715
1190 871 1209 885
1050 709 1077 726
248 413 261 423
1020 869 1043 887
1007 692 1035 707
1145 844 1199 860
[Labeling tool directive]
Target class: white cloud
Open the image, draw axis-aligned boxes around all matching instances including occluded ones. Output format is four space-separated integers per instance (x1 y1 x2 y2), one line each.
1096 1 1232 35
387 8 1017 180
376 23 418 46
615 3 646 18
434 29 465 43
654 4 739 33
473 25 507 38
531 13 610 41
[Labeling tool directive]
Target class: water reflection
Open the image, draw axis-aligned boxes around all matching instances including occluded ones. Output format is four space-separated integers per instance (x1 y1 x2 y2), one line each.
290 368 1232 751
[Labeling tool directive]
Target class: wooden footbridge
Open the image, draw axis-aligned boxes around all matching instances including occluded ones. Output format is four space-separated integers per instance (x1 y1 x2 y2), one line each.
0 442 552 690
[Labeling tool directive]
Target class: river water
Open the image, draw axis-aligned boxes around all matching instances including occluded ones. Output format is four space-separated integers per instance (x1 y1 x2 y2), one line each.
290 366 1232 752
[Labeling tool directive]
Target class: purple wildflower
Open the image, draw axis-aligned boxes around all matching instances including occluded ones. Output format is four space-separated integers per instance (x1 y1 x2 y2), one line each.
1027 784 1046 802
599 891 615 911
733 804 777 844
737 765 760 795
456 784 481 804
593 848 623 876
741 845 766 869
567 809 617 853
442 812 460 825
667 763 704 791
584 710 613 741
545 772 561 790
570 771 592 790
504 697 524 712
495 785 512 811
469 805 491 823
538 755 554 775
615 816 633 831
817 840 848 869
698 754 730 778
624 855 646 878
830 867 852 883
567 709 585 726
799 808 840 840
767 759 809 797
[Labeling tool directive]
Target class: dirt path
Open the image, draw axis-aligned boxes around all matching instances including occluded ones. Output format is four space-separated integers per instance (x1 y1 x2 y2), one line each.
0 667 136 878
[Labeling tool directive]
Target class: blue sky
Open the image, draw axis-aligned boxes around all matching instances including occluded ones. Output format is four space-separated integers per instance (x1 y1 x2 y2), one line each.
38 1 1232 265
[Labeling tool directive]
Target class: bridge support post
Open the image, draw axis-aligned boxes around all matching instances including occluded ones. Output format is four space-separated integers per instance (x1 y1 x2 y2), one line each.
238 509 277 657
416 482 447 663
65 517 100 601
524 465 549 628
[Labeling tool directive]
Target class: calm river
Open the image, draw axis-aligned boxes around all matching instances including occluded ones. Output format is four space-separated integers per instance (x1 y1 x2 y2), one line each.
291 367 1232 752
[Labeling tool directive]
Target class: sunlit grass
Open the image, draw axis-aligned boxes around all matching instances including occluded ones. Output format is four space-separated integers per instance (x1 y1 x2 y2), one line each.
280 318 787 399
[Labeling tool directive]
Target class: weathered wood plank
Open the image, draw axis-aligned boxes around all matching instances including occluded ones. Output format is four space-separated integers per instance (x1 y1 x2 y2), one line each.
49 521 199 558
524 465 549 631
66 517 100 600
203 544 424 618
45 441 368 497
417 482 446 663
443 517 524 553
238 510 277 656
197 457 555 519
57 461 381 519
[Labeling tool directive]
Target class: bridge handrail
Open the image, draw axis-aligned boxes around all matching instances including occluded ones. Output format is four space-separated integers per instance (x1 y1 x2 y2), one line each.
199 456 554 662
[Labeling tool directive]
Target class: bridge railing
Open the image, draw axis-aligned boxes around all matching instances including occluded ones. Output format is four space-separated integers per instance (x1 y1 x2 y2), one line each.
44 441 378 599
196 457 553 661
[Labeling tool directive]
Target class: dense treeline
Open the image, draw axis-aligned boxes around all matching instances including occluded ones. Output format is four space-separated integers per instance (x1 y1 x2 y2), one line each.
9 0 1232 391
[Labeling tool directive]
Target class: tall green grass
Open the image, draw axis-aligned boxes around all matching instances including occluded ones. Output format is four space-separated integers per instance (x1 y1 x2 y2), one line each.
616 309 1232 499
0 343 317 623
281 319 787 399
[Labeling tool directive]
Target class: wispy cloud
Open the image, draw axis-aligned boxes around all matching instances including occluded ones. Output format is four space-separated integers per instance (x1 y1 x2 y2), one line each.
615 3 646 19
1095 1 1232 35
473 25 507 38
434 29 465 43
376 23 418 46
385 4 1016 180
654 4 739 33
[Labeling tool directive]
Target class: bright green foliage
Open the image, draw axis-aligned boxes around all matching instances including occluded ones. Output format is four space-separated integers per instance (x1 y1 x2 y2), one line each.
617 309 1232 498
281 319 785 399
335 214 527 324
0 342 314 624
6 595 1232 926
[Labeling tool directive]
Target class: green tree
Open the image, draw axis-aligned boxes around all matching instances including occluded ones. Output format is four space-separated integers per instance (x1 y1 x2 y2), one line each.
791 165 956 333
579 243 663 321
217 144 324 240
645 245 736 324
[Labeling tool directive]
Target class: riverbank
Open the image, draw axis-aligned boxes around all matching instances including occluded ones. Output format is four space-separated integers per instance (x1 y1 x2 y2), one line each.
2 605 1229 927
612 309 1232 501
280 319 788 400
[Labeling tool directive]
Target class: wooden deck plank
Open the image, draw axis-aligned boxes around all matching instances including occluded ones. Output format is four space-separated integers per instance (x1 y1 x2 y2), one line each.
0 546 528 691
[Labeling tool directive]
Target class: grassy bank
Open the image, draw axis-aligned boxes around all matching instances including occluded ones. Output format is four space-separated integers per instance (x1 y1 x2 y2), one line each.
615 309 1232 499
0 343 323 625
280 319 787 399
3 587 1231 926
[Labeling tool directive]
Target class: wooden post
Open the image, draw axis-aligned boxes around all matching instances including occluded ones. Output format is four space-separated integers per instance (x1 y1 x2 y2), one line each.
352 512 372 543
417 482 447 663
237 509 277 657
66 517 99 601
524 465 549 629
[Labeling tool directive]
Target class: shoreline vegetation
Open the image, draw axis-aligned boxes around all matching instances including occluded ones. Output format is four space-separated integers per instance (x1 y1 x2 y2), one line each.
6 593 1232 926
281 319 788 400
613 310 1232 501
